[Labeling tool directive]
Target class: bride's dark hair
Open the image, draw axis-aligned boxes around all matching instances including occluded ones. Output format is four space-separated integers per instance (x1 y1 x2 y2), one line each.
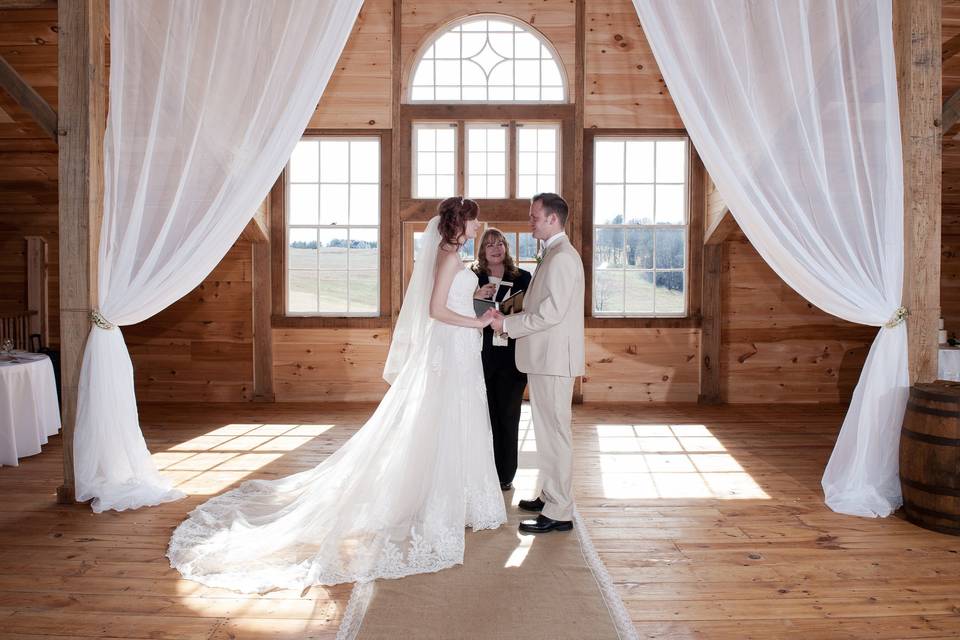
437 196 479 248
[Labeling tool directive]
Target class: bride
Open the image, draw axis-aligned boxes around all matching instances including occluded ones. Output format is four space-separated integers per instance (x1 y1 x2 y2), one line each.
167 197 507 593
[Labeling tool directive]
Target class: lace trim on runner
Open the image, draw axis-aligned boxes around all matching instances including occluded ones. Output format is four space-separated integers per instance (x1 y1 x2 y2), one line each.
573 509 640 640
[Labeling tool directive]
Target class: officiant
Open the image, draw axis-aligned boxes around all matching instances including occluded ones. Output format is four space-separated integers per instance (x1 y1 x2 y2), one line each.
473 228 533 492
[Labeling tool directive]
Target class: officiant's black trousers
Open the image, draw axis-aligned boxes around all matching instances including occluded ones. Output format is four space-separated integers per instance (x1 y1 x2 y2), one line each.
483 368 527 485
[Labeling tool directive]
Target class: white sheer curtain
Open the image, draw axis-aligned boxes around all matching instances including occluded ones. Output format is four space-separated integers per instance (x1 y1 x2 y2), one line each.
632 1 908 517
74 0 362 512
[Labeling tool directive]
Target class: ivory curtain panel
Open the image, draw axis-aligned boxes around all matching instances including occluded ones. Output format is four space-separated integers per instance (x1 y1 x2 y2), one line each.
632 0 908 517
74 0 363 512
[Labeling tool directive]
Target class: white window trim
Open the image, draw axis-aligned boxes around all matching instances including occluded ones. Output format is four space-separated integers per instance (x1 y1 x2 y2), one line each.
286 135 381 318
411 122 458 198
465 122 510 199
591 136 690 319
516 121 561 198
406 13 569 105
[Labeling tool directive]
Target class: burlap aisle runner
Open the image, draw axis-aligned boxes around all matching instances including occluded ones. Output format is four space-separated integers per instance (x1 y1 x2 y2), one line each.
335 508 638 640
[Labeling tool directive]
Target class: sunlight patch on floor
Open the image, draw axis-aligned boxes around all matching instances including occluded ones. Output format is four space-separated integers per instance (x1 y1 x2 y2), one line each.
595 424 768 500
154 423 334 495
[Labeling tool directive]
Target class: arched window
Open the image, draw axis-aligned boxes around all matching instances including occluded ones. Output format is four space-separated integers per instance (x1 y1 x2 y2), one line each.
409 16 566 103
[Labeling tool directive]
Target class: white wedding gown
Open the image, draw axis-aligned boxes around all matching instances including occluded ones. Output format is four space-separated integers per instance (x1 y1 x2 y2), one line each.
167 261 507 593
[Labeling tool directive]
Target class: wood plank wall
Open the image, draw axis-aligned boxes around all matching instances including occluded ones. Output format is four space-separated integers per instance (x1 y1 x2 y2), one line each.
942 3 960 338
124 244 255 402
0 7 59 346
1 0 939 404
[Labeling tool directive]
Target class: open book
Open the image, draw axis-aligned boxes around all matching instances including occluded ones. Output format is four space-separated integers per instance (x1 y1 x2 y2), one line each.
473 288 524 317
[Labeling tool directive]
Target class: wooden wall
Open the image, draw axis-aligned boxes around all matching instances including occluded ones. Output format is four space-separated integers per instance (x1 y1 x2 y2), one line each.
3 0 945 406
0 7 59 346
124 244 255 402
942 2 960 339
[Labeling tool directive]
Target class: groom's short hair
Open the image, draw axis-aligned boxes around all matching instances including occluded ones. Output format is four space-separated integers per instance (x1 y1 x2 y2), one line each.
532 193 569 226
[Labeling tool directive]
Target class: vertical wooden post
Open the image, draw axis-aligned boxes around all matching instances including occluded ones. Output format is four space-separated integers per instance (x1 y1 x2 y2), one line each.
25 236 48 346
57 0 107 504
699 243 722 403
390 0 402 322
894 0 941 384
252 239 275 402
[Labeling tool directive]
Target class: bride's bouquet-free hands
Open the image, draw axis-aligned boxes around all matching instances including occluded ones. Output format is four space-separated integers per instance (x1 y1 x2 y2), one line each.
479 307 502 328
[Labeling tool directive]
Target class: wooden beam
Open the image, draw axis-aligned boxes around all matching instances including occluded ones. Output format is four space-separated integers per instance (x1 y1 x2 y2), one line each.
699 243 723 404
252 241 275 402
943 87 960 134
572 0 585 405
0 54 58 143
895 0 942 385
57 0 107 504
943 31 960 62
25 236 48 347
390 0 402 322
704 209 738 246
239 198 269 243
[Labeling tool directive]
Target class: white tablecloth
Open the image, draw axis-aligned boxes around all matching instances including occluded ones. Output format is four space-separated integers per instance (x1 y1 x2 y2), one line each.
938 347 960 382
0 351 61 466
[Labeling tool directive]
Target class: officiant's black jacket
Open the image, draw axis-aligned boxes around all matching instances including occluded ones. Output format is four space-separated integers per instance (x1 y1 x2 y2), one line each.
474 267 532 375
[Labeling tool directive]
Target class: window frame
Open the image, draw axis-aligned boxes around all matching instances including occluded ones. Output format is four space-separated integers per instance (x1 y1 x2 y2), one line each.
406 13 569 105
273 130 393 328
582 129 704 329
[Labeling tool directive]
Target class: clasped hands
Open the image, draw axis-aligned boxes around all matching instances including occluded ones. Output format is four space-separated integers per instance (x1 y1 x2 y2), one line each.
480 308 507 335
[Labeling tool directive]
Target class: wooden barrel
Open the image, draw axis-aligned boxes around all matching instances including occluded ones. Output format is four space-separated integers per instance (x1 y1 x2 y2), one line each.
900 381 960 535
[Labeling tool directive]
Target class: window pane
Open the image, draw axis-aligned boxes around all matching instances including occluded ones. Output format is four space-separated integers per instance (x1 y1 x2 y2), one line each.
595 140 624 183
624 184 654 225
656 184 685 224
519 233 538 261
417 128 435 152
350 184 379 225
594 270 624 314
625 271 655 314
319 184 349 226
436 129 455 152
469 151 487 173
594 184 625 225
655 271 685 314
317 271 348 313
468 127 487 151
468 175 487 198
350 139 379 182
320 140 349 182
656 140 687 182
436 175 455 197
594 228 624 268
655 228 685 269
288 269 318 313
288 228 317 269
290 140 318 182
418 175 436 198
350 228 379 270
290 184 319 225
459 238 475 261
350 271 378 313
318 229 349 269
289 136 380 316
625 228 653 269
625 140 654 183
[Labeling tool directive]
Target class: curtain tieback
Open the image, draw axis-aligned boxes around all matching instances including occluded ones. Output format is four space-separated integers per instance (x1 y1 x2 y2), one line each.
90 310 116 330
883 306 909 329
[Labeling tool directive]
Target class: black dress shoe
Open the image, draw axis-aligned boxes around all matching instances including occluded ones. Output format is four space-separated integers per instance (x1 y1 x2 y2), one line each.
500 482 513 491
517 497 545 512
519 514 573 533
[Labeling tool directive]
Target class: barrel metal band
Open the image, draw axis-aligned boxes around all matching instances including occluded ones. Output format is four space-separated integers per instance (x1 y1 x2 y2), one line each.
905 401 960 419
901 425 960 447
902 499 960 523
900 475 960 498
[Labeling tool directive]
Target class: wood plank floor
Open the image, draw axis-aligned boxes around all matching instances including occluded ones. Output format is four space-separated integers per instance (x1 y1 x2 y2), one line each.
1 402 959 639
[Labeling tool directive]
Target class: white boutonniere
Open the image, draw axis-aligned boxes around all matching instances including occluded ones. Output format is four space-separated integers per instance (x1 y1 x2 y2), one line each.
535 251 543 265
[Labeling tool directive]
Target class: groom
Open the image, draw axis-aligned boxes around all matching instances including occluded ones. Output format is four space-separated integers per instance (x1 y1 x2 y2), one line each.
491 193 585 533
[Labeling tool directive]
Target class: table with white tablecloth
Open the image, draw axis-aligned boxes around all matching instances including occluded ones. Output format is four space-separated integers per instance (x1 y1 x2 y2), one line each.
0 351 61 467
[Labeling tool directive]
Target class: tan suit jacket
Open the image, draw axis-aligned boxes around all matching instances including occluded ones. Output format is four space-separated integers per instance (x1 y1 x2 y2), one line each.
503 235 585 378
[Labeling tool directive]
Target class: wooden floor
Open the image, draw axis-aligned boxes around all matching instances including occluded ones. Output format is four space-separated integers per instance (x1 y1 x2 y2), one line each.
2 402 960 639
